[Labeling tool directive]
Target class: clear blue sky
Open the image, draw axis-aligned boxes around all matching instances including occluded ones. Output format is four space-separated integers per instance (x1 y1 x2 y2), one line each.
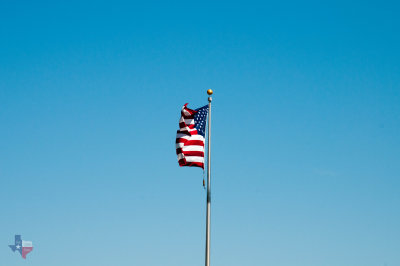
1 1 399 265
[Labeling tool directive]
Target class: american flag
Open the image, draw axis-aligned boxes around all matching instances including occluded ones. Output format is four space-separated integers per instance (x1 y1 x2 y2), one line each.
176 103 208 168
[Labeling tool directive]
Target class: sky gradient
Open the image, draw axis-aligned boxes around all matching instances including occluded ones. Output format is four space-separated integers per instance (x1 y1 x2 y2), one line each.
1 1 399 265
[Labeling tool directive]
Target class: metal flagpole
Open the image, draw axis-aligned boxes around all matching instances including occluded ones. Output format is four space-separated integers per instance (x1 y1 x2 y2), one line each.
205 89 213 266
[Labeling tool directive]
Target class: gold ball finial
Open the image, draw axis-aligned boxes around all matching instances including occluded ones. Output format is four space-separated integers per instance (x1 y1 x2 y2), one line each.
207 89 213 95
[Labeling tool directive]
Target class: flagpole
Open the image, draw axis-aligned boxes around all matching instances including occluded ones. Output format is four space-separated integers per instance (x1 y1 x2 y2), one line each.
205 89 213 266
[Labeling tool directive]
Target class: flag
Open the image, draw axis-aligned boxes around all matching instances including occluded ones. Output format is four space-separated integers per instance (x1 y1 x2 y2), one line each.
9 235 33 259
176 103 208 168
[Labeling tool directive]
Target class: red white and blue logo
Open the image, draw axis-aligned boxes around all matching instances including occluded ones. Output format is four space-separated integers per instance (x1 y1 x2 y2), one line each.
9 235 33 259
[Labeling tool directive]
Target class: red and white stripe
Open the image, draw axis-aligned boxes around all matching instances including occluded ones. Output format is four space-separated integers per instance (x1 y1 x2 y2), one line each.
21 240 33 259
176 104 205 168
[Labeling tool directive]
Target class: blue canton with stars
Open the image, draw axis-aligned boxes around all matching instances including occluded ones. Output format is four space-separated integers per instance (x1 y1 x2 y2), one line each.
9 235 22 255
194 105 208 137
